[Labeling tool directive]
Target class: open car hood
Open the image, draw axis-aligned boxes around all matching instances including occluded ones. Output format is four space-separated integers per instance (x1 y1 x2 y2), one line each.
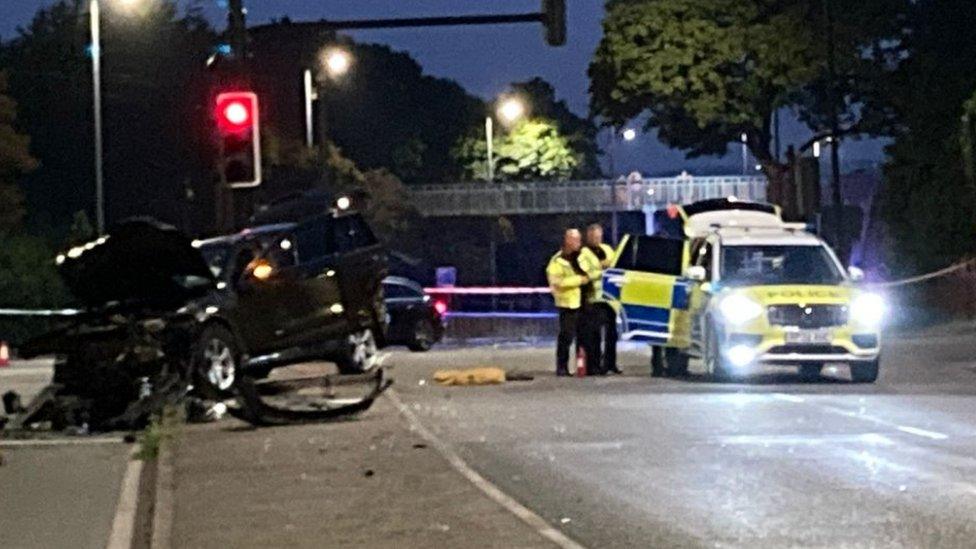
59 219 216 309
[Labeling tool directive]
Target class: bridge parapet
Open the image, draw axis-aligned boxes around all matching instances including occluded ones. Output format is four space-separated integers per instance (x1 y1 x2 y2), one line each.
409 175 767 217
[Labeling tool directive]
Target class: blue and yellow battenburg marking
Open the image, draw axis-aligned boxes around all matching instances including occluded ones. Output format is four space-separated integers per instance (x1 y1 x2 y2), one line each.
602 268 692 344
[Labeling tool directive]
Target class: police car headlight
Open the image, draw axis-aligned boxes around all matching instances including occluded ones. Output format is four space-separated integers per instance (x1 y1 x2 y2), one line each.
850 293 885 327
719 294 763 326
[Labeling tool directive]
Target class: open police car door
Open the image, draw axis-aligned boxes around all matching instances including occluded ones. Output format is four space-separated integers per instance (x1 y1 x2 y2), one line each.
604 234 692 346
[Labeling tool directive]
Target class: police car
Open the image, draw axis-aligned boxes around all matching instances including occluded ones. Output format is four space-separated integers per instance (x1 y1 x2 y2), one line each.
603 199 884 382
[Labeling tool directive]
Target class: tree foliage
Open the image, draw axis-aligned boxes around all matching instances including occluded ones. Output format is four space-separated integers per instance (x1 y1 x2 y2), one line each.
879 0 976 275
0 0 214 231
0 70 37 232
590 0 906 174
454 118 580 182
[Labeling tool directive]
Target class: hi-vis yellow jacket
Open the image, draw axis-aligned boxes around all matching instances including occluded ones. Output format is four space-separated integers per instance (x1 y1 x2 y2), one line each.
580 243 615 303
546 251 598 309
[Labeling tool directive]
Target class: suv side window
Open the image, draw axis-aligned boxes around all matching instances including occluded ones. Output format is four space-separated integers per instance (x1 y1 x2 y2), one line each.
295 217 336 263
334 214 378 252
616 235 684 275
384 283 416 299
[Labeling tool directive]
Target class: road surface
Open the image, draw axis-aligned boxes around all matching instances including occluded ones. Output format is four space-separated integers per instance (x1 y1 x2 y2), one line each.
388 325 976 548
0 360 133 549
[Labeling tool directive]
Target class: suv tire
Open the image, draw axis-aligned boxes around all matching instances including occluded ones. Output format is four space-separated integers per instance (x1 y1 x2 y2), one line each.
664 347 690 377
337 328 379 374
705 321 732 381
850 359 879 383
408 319 435 353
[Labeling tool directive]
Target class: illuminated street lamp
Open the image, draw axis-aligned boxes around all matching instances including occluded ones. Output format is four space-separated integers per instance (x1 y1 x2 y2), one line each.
322 48 352 77
607 127 639 243
310 47 353 149
486 96 527 182
90 0 146 234
497 98 526 124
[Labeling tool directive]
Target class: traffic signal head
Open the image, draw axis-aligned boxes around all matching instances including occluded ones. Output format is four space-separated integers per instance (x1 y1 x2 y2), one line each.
215 92 262 188
542 0 566 47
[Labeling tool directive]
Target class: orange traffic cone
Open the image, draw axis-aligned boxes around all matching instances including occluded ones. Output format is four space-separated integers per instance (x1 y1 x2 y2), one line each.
0 341 9 368
575 347 587 378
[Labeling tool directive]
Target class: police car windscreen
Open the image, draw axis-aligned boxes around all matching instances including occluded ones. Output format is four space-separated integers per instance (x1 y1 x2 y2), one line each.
721 245 844 286
617 236 684 275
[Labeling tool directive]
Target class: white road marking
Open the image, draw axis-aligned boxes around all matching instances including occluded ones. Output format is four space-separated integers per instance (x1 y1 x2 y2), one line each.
376 352 392 366
769 396 952 442
895 425 949 440
0 367 54 377
106 447 144 549
0 437 125 447
386 388 586 549
772 393 806 403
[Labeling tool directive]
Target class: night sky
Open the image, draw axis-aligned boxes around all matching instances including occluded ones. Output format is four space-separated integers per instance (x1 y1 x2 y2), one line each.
0 0 885 175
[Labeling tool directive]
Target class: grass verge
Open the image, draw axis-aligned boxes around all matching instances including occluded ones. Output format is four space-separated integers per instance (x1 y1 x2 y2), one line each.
136 405 183 461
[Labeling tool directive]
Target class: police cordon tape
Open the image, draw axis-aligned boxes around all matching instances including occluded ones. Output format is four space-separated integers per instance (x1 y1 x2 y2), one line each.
0 308 82 316
0 260 971 322
868 258 976 289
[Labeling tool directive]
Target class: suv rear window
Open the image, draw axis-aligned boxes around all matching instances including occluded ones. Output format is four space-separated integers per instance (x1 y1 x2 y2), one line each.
616 236 684 275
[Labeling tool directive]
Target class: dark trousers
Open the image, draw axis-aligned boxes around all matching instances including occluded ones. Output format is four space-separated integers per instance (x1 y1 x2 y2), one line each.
578 305 604 374
556 308 581 374
596 304 619 372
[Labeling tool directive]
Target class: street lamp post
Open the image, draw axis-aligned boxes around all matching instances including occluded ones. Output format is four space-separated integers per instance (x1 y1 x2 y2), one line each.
485 97 525 182
90 0 105 234
315 47 352 150
609 127 636 243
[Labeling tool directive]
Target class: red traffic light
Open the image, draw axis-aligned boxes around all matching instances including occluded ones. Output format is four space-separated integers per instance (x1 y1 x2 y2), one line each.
215 92 257 133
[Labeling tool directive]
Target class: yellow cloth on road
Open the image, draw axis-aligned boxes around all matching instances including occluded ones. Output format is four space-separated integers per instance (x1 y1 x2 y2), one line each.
546 251 598 309
433 367 507 386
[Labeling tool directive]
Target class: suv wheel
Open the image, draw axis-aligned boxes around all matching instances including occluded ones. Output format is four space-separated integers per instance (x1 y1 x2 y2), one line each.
194 325 240 399
337 328 379 374
664 347 690 377
705 321 732 381
850 359 880 383
408 319 435 353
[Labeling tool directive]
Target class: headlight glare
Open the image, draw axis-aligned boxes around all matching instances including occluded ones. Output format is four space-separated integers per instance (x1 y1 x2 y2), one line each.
851 293 885 327
719 294 763 325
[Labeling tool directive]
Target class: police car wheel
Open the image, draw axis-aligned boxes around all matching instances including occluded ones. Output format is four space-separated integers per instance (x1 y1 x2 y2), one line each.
706 322 732 381
650 347 666 377
799 363 823 380
664 347 689 377
850 359 879 383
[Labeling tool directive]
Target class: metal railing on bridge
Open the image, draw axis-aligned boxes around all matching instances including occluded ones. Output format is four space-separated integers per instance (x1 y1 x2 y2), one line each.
409 175 767 217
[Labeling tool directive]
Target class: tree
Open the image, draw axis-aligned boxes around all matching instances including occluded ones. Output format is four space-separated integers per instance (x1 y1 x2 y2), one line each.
589 0 906 215
0 71 37 232
878 0 976 275
0 1 215 232
454 118 580 182
510 77 601 178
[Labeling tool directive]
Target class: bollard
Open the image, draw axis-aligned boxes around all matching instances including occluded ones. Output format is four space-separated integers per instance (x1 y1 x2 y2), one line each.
0 341 9 368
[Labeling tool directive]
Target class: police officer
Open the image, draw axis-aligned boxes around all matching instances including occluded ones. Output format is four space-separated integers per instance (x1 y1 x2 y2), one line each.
580 223 621 374
546 229 595 376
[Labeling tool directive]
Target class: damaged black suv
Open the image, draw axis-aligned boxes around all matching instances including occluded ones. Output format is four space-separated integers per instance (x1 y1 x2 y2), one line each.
22 208 388 423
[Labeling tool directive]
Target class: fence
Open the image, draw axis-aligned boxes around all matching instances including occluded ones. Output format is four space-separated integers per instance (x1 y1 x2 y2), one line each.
409 176 768 217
